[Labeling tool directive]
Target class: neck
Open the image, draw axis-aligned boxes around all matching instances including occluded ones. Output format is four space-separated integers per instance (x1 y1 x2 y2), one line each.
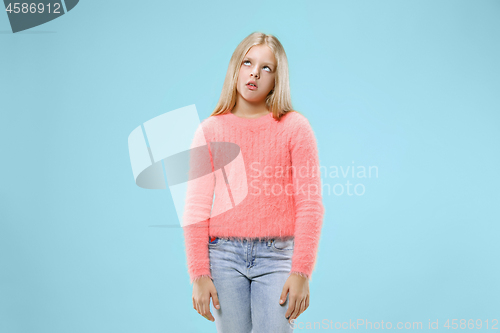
231 96 270 118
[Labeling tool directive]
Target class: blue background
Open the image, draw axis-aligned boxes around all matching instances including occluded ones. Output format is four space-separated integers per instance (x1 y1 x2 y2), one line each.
1 0 499 332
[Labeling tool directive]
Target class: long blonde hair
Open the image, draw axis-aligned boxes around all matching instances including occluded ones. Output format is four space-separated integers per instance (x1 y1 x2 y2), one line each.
210 32 298 121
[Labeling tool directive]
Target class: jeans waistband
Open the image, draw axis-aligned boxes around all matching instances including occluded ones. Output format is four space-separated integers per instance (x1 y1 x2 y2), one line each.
209 236 294 246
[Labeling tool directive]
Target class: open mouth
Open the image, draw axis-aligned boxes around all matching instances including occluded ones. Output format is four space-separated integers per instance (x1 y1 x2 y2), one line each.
247 83 257 90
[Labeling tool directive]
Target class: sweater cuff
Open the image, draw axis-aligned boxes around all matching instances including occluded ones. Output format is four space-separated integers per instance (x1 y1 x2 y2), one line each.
289 270 310 281
191 273 213 284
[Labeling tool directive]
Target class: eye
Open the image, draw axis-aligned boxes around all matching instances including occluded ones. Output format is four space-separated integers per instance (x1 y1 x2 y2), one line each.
243 60 273 72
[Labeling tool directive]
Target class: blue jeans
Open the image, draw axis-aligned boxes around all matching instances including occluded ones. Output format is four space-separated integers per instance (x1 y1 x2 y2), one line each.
208 236 295 333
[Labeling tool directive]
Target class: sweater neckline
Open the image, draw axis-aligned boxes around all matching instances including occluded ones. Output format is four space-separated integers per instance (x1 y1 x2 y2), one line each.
226 111 274 127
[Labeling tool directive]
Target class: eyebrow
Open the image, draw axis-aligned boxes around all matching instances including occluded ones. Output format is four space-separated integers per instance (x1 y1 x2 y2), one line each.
244 57 276 67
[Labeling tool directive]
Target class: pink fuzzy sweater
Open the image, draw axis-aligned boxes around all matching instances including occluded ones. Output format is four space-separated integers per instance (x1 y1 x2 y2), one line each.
182 110 324 284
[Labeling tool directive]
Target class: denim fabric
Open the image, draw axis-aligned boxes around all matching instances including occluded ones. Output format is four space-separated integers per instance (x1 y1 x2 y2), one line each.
208 236 295 333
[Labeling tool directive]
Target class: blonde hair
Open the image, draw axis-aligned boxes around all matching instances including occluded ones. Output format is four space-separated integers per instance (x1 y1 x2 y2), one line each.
210 32 299 121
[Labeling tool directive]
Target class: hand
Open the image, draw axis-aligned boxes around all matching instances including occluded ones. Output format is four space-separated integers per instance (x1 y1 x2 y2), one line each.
279 272 310 324
192 276 220 322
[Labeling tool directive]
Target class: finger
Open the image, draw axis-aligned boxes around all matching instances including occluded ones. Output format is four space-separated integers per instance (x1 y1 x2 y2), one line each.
289 299 300 323
212 290 221 310
202 301 215 322
290 299 302 320
285 295 295 320
280 284 289 305
294 298 306 320
195 301 201 316
192 297 196 310
305 293 309 310
201 302 207 319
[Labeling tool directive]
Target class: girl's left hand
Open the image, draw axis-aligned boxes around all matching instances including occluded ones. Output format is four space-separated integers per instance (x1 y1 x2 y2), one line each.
279 272 310 324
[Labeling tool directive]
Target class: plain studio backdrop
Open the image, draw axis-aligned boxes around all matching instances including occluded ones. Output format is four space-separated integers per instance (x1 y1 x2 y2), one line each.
0 0 499 332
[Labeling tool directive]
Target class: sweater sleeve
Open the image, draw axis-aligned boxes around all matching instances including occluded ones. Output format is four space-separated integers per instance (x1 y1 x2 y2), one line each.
181 123 215 284
289 114 325 281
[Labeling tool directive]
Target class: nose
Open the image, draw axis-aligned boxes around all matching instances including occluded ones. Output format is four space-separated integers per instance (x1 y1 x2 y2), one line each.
251 67 260 79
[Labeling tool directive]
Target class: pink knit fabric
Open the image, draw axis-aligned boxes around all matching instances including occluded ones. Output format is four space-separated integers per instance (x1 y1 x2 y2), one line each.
182 110 324 284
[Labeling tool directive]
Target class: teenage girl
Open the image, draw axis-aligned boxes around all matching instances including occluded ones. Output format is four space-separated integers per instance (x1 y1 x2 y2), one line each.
182 31 325 332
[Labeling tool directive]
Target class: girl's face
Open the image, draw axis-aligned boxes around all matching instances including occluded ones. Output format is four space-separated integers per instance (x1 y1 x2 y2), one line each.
236 45 277 104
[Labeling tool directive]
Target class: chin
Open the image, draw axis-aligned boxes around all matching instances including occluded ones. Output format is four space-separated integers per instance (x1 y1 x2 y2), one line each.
243 96 265 103
240 91 263 101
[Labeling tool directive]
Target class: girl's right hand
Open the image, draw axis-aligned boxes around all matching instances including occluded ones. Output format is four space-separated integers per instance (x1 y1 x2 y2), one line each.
192 276 220 322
